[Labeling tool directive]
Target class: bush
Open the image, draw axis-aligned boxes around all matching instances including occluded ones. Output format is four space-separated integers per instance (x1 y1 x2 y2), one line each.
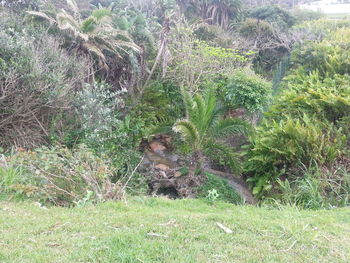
269 73 350 124
293 19 350 41
74 81 144 184
290 27 350 77
239 18 274 40
245 24 350 204
1 145 124 206
245 116 347 197
221 69 272 113
0 14 88 149
198 173 243 205
249 5 296 29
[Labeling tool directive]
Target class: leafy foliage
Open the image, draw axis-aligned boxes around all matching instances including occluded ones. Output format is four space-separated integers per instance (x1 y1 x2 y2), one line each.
269 73 350 123
0 15 87 148
173 88 250 173
26 2 141 87
249 5 296 29
1 145 124 206
168 25 253 90
220 68 272 113
245 116 347 196
245 26 350 202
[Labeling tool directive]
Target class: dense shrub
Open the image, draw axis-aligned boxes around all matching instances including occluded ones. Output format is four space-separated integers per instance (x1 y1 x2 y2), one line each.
293 19 350 41
75 82 143 178
0 0 44 11
245 26 350 205
249 5 296 29
0 14 88 148
269 73 350 124
245 116 347 197
0 145 124 206
291 44 350 78
239 18 275 40
220 69 272 113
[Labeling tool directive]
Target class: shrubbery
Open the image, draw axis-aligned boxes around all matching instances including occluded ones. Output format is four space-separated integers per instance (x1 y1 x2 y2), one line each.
0 145 124 206
245 116 347 197
220 69 272 113
1 1 350 210
0 14 88 148
245 27 350 207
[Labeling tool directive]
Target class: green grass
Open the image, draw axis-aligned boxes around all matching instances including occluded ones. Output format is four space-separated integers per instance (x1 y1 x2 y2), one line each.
0 197 349 263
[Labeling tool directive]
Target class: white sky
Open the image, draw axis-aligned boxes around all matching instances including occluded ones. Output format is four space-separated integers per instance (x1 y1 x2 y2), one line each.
299 0 350 14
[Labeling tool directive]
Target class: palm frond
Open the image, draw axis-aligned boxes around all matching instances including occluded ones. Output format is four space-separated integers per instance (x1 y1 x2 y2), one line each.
26 11 56 24
56 12 80 32
204 88 217 117
92 35 140 57
147 124 173 137
209 118 251 138
80 17 98 33
180 87 194 118
92 8 112 21
173 119 199 149
201 88 218 131
204 139 242 173
193 93 206 131
83 42 108 68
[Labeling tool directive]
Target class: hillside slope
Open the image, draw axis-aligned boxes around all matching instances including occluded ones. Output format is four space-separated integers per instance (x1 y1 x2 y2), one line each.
0 198 349 263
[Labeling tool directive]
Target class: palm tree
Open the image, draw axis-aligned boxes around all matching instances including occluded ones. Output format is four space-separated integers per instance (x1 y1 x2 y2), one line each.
26 1 141 83
177 0 243 29
173 88 250 177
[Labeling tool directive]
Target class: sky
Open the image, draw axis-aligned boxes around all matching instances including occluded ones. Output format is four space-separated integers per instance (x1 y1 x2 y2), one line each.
300 0 350 14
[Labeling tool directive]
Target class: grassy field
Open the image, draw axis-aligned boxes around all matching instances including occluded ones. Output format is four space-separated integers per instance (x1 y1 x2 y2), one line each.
0 197 349 263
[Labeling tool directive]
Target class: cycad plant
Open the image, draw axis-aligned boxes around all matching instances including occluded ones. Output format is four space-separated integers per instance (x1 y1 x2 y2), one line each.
27 0 140 78
173 88 250 176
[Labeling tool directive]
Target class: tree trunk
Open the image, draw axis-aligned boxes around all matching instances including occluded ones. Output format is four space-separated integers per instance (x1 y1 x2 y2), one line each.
188 151 204 177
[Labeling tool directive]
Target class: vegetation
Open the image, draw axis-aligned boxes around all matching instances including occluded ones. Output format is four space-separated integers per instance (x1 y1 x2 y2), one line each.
1 198 349 263
198 173 244 204
173 88 249 175
220 68 272 113
245 26 350 207
0 1 350 260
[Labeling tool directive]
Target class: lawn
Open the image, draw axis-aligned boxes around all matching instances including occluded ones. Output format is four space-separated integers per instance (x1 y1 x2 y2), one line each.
0 197 349 263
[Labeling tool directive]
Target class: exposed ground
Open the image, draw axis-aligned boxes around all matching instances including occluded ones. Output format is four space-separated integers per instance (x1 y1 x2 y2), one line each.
1 198 349 263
